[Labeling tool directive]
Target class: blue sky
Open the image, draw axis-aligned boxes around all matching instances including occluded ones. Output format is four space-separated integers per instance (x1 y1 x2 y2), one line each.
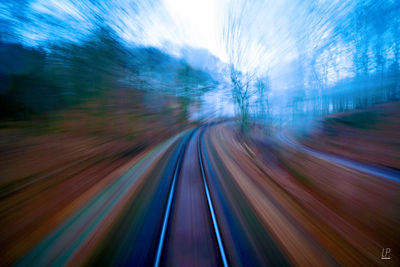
1 0 398 91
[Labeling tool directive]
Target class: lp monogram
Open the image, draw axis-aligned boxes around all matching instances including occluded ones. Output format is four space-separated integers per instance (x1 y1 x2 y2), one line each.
381 248 391 260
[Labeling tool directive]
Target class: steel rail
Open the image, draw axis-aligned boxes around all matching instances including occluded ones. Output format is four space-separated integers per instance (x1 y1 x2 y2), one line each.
198 127 229 267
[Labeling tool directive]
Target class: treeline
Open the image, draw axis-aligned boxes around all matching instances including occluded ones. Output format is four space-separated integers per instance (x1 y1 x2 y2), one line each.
0 27 216 120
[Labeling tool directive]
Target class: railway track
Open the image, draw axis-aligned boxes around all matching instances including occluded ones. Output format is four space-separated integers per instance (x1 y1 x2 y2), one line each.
153 130 192 267
154 126 228 267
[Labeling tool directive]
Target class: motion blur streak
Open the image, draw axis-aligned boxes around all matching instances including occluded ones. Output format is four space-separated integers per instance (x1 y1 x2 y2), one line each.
0 0 399 266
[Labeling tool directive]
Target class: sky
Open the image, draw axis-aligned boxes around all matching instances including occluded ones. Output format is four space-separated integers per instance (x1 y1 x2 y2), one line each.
1 0 398 91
